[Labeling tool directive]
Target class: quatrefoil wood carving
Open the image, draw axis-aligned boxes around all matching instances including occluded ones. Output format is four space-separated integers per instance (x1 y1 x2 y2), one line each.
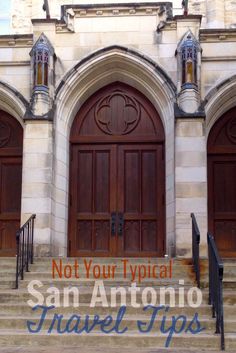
0 121 11 148
94 91 141 135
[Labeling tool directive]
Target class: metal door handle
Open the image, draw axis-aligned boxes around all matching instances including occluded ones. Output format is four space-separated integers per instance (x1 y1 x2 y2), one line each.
118 212 124 236
111 212 116 236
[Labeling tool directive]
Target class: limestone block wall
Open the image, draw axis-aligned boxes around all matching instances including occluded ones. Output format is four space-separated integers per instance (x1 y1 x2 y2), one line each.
175 118 207 257
0 36 32 100
189 0 236 28
225 0 236 28
21 121 53 256
200 35 236 97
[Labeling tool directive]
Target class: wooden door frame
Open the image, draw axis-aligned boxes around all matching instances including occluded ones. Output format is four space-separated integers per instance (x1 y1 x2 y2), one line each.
68 82 166 257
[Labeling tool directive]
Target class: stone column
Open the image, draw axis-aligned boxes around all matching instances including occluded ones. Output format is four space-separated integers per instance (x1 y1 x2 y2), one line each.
206 0 225 28
175 117 208 257
21 120 53 256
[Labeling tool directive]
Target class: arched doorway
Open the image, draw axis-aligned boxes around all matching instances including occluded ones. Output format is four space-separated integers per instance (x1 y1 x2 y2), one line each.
68 82 165 257
208 106 236 257
0 110 23 256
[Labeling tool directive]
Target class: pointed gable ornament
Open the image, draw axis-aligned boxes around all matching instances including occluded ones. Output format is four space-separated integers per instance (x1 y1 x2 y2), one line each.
176 30 202 114
25 33 56 118
176 30 201 90
30 33 54 93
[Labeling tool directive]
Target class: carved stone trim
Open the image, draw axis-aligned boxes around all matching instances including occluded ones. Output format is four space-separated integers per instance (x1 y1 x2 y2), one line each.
60 3 173 19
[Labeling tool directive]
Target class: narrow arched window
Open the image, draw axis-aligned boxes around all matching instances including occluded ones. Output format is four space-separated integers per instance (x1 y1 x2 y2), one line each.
33 46 49 89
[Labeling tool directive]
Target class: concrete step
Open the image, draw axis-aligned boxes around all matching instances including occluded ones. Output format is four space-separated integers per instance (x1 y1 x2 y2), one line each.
30 257 193 264
0 330 222 350
0 312 233 334
0 303 220 317
0 289 209 305
0 315 217 332
17 279 197 290
1 289 236 306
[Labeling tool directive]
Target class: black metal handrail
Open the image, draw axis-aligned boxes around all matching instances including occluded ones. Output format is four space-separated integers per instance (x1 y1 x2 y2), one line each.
15 214 36 289
207 232 225 351
191 213 200 288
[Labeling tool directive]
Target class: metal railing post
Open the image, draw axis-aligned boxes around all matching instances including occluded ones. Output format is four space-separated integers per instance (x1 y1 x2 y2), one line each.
15 214 36 290
191 213 201 288
207 233 225 351
15 231 20 289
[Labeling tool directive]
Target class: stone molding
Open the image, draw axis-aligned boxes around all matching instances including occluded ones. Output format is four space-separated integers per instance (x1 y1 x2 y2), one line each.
0 81 27 124
60 2 173 18
203 75 236 135
200 28 236 42
0 34 33 48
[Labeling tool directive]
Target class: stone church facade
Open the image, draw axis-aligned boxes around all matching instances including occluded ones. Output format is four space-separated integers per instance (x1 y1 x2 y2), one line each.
0 0 236 259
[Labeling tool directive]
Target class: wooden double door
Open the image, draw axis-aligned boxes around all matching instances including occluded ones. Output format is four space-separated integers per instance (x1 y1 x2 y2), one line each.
0 111 23 256
68 82 165 257
208 107 236 257
69 143 164 257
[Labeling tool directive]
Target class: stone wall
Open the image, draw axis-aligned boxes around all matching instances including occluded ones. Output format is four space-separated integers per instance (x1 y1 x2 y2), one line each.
0 1 236 257
189 0 236 28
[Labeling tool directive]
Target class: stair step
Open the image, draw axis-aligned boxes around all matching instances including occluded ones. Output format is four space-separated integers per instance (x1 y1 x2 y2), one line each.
0 315 217 331
0 303 224 316
0 330 222 349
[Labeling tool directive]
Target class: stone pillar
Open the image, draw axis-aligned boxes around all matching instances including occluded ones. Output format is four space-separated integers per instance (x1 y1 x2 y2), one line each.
175 117 208 257
21 120 53 256
178 87 200 114
206 0 225 28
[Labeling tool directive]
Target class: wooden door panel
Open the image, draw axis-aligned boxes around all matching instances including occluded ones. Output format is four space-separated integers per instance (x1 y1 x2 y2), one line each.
208 155 236 257
0 160 22 216
0 220 19 256
0 158 22 256
213 161 236 214
117 144 164 257
214 221 236 255
70 145 116 256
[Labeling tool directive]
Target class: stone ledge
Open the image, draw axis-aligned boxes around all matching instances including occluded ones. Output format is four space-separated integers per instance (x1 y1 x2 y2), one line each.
0 34 33 48
200 28 236 42
61 2 173 18
174 103 206 119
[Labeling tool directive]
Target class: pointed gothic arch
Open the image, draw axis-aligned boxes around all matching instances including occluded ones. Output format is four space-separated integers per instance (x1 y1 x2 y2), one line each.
52 45 176 256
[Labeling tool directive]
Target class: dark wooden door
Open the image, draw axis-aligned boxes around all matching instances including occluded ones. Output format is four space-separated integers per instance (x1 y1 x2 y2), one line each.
69 82 165 257
69 144 117 256
208 107 236 257
117 144 164 256
0 111 23 256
